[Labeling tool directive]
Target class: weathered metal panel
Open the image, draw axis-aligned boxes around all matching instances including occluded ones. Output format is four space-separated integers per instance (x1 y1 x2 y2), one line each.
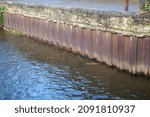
17 14 21 33
57 23 62 46
47 21 52 44
141 38 146 75
76 26 82 54
63 23 68 49
101 31 107 63
8 13 12 29
40 19 45 41
106 32 112 66
52 22 57 45
62 23 66 48
14 14 18 31
8 13 11 29
19 14 23 34
72 25 77 52
137 38 144 74
11 14 14 30
43 20 47 42
58 23 63 47
27 17 31 37
143 37 150 75
45 20 50 43
83 28 92 58
31 17 35 38
30 17 34 38
33 18 38 39
10 13 14 30
129 36 137 74
22 16 26 35
123 36 130 71
36 18 40 40
7 12 11 29
22 15 26 35
24 16 28 36
54 22 59 45
111 33 118 67
29 17 33 37
15 14 19 31
91 29 96 59
68 25 73 52
96 30 103 62
117 34 124 70
38 18 43 40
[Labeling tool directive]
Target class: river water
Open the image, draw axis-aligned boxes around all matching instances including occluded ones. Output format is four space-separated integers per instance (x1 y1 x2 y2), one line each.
0 30 150 100
3 0 139 12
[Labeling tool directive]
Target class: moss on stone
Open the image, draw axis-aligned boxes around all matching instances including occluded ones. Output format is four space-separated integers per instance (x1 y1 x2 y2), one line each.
0 5 4 27
10 30 22 36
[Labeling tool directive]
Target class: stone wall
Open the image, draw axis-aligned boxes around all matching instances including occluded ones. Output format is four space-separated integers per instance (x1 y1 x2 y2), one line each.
1 2 150 37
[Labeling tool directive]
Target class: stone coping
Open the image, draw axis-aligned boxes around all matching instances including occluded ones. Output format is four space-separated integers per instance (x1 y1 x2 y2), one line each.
1 2 150 37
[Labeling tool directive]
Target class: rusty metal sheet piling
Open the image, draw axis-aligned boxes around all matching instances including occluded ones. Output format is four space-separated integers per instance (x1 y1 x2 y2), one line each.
41 20 46 42
111 33 118 67
61 23 65 48
82 28 87 56
17 14 21 33
19 14 23 33
141 37 150 75
58 23 63 47
91 29 96 59
96 30 102 62
68 25 73 52
141 38 146 75
129 36 137 74
30 17 34 38
118 34 124 70
72 25 77 52
3 12 150 76
38 18 43 41
76 26 82 54
137 38 144 74
45 21 50 43
8 13 12 30
63 23 67 49
123 36 130 71
52 22 57 45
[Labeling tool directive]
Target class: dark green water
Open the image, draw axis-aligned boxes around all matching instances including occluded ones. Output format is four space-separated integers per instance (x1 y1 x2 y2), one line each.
0 30 150 100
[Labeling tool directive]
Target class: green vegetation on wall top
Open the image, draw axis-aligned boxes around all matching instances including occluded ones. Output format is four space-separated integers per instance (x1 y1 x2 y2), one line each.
0 5 4 27
140 0 150 11
144 0 150 11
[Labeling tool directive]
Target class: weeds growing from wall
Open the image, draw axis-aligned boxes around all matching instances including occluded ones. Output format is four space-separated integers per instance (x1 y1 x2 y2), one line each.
0 6 4 27
140 0 150 11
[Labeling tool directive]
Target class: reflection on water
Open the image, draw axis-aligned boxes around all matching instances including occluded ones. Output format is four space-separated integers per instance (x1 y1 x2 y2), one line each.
0 30 150 100
3 0 139 12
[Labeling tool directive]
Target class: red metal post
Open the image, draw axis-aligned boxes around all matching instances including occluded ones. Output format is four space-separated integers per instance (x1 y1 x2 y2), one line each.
125 0 129 11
